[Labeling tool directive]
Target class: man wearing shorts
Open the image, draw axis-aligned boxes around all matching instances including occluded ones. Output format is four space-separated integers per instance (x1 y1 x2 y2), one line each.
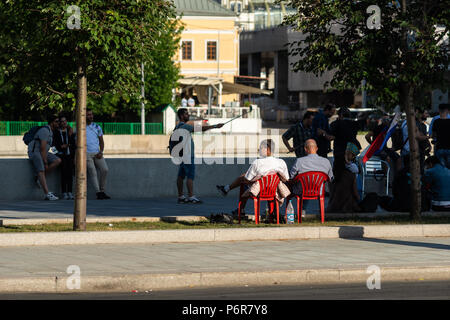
174 108 223 204
28 115 62 200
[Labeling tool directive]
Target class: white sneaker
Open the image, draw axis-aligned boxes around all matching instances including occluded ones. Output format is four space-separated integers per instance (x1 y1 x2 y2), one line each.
68 192 74 200
45 192 59 201
63 193 69 200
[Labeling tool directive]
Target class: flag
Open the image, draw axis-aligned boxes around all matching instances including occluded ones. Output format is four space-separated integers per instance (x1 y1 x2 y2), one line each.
362 112 401 164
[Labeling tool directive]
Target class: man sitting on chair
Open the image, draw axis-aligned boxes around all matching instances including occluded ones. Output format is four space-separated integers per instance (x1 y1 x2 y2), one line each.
289 139 333 211
216 139 290 218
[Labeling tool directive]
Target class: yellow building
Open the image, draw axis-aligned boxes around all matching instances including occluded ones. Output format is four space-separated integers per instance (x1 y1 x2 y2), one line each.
174 0 240 106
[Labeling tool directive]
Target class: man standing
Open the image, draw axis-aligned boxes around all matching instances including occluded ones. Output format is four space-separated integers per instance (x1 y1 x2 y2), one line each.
428 103 450 136
86 109 110 200
187 96 195 107
28 115 62 200
432 114 450 169
282 111 315 158
329 107 361 182
174 108 224 204
312 104 336 157
181 95 188 108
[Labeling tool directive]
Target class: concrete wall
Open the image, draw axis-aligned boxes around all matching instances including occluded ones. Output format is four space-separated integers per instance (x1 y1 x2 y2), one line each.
0 133 288 156
0 157 299 201
0 133 371 157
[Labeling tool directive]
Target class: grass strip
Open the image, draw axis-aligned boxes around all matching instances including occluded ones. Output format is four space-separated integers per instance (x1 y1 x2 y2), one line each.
1 216 450 233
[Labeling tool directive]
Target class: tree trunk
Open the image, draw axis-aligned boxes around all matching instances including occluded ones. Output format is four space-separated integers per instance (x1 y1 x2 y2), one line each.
74 61 87 231
403 85 422 221
400 0 421 221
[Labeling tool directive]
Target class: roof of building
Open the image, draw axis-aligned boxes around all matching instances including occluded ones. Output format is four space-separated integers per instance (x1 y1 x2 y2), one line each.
173 0 236 17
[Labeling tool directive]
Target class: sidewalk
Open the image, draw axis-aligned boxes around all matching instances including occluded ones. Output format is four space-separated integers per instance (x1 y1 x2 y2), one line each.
0 236 449 293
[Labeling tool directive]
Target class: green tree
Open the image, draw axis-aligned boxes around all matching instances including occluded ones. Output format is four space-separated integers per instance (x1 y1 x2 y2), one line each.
0 0 181 229
284 0 449 220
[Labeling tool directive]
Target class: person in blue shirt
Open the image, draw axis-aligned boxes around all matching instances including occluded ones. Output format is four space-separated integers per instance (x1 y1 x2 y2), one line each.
174 108 224 204
86 109 110 200
423 156 450 212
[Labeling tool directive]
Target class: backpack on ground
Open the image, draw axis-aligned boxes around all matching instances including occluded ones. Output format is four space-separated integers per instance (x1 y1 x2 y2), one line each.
209 213 234 224
23 126 49 145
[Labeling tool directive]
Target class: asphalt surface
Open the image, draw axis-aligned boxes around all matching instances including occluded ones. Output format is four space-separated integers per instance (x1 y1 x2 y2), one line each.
1 281 449 300
2 237 449 280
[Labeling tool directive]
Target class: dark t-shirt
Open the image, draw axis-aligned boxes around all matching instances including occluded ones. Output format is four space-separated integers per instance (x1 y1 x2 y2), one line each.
330 119 360 156
373 124 387 141
433 118 450 150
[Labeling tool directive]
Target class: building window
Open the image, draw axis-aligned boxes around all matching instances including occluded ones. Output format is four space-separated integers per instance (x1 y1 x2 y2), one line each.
182 41 192 60
207 41 217 61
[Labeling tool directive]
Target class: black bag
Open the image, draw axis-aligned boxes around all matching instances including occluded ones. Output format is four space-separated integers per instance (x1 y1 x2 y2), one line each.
209 213 234 224
168 127 183 157
359 192 379 213
23 126 49 145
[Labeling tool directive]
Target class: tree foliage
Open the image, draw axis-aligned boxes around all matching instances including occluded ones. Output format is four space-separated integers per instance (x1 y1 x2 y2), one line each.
0 0 182 117
283 0 449 110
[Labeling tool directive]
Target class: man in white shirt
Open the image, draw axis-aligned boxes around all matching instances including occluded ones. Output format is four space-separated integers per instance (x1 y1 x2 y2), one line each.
216 139 289 216
86 109 110 200
187 96 195 107
181 96 188 108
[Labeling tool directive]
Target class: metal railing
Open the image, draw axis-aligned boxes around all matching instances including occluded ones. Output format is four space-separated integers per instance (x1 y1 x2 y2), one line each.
185 106 260 119
0 121 163 136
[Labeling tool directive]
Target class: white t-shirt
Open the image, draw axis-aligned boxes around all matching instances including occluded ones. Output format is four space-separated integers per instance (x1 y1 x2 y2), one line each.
86 123 103 153
188 98 195 107
181 98 188 107
245 157 289 182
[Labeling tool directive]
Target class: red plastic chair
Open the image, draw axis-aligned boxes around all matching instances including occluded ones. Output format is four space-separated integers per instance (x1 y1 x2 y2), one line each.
238 173 281 225
286 171 329 224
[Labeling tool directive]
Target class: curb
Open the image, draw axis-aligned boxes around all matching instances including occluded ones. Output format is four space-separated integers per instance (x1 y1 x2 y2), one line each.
1 266 449 293
2 212 450 226
1 224 450 247
0 216 208 226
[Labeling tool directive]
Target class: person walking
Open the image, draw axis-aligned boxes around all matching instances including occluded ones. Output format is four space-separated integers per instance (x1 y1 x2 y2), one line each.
53 116 76 200
86 109 110 200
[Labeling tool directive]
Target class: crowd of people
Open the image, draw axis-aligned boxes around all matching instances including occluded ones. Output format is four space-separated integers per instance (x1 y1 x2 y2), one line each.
28 103 449 216
28 109 110 201
211 103 449 218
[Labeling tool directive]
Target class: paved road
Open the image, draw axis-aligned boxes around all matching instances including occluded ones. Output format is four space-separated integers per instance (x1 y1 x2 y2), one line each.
1 237 449 279
1 281 449 299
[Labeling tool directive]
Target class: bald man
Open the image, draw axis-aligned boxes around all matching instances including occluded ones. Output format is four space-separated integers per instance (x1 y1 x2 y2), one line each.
289 139 333 196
